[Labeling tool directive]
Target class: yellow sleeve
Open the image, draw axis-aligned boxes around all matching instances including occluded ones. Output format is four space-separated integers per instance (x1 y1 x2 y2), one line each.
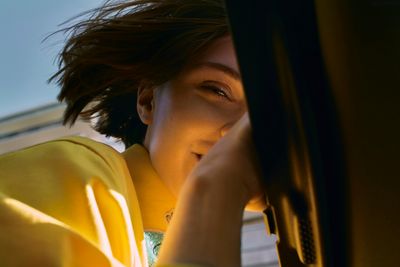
0 137 144 267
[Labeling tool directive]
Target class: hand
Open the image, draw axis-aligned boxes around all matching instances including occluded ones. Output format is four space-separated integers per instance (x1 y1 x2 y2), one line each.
158 113 266 266
188 113 267 211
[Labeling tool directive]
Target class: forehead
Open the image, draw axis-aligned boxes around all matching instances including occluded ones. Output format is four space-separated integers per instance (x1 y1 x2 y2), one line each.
191 36 240 74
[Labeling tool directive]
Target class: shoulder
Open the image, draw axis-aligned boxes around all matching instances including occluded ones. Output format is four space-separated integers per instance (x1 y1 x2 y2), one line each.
43 136 123 167
0 136 129 190
1 135 118 157
0 136 144 265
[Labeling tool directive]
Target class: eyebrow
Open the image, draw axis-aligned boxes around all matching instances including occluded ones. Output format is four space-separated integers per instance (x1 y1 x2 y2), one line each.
190 62 242 81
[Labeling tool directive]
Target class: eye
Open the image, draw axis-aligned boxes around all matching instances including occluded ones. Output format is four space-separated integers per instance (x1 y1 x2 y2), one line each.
200 82 232 101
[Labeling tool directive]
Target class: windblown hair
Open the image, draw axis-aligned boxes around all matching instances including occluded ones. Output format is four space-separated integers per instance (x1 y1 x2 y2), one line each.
50 0 228 147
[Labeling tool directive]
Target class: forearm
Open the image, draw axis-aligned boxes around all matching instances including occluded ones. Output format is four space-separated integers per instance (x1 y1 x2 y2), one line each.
157 175 248 267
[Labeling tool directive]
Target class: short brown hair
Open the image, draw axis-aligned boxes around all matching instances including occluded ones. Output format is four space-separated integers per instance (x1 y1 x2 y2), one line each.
50 0 228 147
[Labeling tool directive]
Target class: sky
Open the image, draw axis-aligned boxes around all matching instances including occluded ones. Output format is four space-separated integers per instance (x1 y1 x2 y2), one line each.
0 0 103 118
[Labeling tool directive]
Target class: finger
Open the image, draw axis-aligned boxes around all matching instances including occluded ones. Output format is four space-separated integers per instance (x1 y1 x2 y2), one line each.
245 194 268 212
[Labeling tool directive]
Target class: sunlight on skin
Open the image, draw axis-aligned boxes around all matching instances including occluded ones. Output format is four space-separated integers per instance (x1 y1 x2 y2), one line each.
140 36 247 200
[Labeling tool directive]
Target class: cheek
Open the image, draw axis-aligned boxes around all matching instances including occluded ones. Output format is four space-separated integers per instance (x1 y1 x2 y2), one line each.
155 94 207 134
147 93 198 163
180 98 242 132
147 106 200 196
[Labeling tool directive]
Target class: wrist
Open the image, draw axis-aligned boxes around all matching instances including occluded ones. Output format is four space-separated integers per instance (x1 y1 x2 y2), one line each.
158 172 247 266
185 172 250 211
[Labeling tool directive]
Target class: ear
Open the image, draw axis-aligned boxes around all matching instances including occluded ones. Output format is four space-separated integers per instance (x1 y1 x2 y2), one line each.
137 86 155 125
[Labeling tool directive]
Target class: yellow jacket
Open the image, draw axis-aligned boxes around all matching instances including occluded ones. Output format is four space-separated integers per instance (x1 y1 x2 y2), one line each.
0 136 190 267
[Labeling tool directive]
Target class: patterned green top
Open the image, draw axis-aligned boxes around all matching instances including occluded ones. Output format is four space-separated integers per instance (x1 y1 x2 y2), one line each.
144 231 165 267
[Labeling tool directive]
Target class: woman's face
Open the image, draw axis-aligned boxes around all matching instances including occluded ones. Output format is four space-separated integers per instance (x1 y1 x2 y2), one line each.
139 36 246 197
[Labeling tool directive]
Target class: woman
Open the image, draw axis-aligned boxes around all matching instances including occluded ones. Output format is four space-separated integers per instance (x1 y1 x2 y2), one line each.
0 0 265 266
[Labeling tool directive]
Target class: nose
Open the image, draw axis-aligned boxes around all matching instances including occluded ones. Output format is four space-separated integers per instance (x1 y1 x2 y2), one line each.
220 123 234 137
220 106 248 137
